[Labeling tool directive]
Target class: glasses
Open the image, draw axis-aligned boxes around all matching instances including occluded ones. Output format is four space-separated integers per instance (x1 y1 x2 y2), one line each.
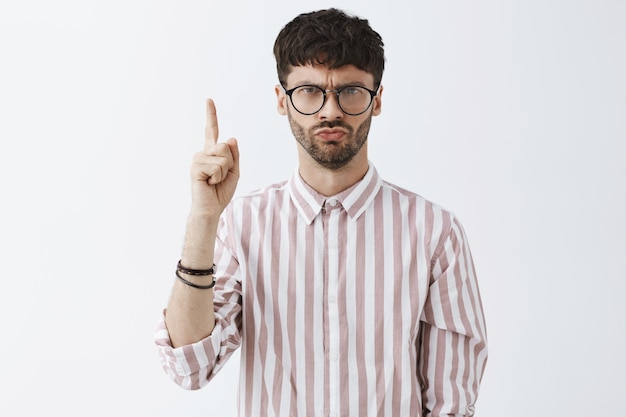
282 84 378 116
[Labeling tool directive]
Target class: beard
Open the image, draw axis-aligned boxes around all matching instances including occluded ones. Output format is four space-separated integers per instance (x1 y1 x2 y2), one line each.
287 108 373 170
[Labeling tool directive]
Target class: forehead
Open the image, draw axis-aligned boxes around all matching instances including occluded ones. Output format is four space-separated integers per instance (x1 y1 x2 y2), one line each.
285 64 375 87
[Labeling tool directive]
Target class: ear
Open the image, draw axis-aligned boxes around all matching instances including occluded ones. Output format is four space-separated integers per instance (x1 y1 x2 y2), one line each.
372 85 383 116
275 85 288 116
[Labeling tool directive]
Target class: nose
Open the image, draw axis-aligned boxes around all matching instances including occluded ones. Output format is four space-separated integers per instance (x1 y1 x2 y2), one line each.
318 91 343 120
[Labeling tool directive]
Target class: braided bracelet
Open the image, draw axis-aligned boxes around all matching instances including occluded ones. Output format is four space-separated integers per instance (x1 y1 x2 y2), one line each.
177 260 216 276
175 270 216 289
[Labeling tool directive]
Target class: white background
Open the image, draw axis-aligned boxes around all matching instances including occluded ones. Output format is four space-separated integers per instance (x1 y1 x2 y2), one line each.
1 0 624 415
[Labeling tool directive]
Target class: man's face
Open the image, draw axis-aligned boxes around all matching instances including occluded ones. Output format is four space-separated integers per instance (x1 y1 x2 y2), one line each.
276 64 382 170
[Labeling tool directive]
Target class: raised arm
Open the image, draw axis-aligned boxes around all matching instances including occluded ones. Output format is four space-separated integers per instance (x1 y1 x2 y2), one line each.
165 98 240 348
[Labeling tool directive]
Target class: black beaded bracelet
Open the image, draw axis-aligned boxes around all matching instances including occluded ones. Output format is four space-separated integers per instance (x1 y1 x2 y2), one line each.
175 270 216 289
177 260 216 276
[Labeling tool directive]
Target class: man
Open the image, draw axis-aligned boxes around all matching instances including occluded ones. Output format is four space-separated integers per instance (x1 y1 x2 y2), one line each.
156 8 487 417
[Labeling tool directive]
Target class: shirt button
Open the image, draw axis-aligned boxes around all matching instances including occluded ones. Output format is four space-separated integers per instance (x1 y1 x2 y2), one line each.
330 352 339 361
330 413 338 417
328 199 338 207
329 295 336 303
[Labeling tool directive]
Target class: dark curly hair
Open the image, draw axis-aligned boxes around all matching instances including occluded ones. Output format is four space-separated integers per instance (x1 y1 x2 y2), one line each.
273 8 385 88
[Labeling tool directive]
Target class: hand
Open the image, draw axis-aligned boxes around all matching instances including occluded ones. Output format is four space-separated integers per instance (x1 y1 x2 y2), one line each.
189 98 240 218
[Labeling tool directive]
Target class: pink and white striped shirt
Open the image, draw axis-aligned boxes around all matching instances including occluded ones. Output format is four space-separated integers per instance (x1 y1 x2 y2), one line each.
155 164 488 417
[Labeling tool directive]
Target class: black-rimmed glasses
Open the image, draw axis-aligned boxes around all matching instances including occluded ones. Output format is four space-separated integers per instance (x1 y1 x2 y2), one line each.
282 84 378 116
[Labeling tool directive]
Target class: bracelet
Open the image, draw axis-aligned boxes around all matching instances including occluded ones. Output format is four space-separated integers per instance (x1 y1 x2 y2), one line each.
175 270 216 289
177 260 216 276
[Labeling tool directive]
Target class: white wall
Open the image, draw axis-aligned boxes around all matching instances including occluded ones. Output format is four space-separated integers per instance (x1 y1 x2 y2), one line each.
1 0 624 415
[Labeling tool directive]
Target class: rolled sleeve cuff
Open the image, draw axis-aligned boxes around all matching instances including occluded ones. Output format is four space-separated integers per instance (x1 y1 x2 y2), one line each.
154 311 226 389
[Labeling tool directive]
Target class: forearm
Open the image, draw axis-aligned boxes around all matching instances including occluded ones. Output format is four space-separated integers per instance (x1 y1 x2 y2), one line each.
419 324 487 416
165 213 220 348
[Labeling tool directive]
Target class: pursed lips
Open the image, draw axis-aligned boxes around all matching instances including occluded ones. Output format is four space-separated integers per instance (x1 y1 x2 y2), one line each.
314 128 348 141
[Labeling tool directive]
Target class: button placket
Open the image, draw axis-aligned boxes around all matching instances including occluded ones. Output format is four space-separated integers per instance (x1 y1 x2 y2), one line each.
323 200 342 417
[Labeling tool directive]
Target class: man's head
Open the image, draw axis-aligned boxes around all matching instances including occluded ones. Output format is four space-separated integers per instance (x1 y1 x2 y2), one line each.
273 8 385 88
274 9 385 173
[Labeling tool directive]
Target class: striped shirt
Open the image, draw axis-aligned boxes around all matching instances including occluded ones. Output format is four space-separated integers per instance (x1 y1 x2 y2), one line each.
155 163 488 417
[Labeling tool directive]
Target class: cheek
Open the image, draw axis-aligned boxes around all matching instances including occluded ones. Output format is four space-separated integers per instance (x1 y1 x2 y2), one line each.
287 108 312 130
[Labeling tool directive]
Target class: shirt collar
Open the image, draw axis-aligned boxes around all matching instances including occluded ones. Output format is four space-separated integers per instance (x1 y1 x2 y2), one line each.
287 162 383 225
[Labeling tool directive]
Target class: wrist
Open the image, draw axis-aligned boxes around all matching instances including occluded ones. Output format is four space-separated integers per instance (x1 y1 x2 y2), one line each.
182 213 220 270
186 209 221 232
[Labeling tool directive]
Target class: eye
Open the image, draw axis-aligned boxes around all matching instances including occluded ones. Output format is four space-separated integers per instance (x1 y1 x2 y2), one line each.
297 86 322 95
341 86 362 96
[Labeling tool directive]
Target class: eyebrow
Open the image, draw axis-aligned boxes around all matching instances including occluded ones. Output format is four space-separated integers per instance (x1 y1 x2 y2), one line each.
292 80 369 89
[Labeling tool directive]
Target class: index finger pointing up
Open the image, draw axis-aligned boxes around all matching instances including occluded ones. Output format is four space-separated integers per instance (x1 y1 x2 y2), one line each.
204 98 219 149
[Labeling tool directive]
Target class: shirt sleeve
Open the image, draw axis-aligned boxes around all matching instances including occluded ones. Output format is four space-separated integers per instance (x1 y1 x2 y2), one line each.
154 220 242 390
419 215 488 416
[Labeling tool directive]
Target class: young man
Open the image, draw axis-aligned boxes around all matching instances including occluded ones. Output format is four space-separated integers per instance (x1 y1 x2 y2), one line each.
156 8 488 417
